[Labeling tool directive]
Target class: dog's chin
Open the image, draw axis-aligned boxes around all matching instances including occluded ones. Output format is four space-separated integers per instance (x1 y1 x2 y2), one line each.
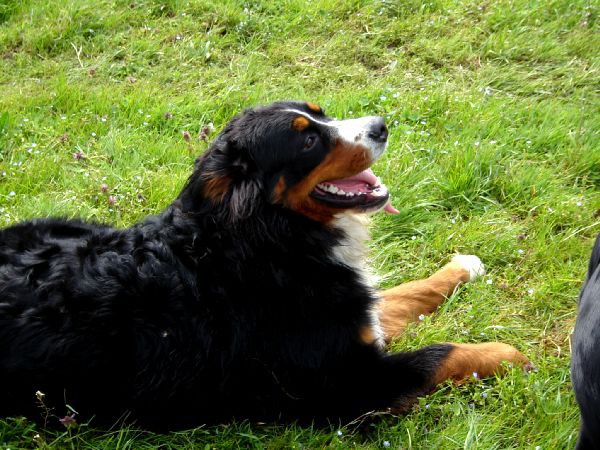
309 168 398 214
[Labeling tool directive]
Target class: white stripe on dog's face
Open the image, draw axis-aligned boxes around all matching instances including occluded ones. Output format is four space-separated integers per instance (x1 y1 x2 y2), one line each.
285 109 387 161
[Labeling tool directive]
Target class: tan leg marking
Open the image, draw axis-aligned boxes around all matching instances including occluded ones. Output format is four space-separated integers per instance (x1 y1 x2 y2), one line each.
379 255 484 341
433 342 530 385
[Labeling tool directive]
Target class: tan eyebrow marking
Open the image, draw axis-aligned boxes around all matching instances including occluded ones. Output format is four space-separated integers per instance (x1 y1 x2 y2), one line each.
306 102 322 113
292 116 310 131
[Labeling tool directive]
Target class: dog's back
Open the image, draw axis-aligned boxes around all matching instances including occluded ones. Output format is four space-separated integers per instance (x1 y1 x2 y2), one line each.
572 234 600 449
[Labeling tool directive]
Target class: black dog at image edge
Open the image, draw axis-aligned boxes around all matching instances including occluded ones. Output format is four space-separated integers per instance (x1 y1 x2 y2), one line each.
572 233 600 450
0 101 529 429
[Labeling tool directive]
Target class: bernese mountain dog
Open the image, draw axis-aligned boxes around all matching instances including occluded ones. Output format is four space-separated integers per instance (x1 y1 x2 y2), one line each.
0 101 529 429
572 234 600 449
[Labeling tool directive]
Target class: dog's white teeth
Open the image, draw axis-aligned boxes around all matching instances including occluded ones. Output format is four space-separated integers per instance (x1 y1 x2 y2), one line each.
370 186 388 197
318 183 339 194
317 183 360 197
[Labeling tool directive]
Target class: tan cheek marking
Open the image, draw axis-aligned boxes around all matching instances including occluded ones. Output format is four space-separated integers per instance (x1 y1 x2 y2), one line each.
202 174 231 202
292 116 310 131
272 175 287 202
282 141 371 223
306 102 322 113
432 343 529 386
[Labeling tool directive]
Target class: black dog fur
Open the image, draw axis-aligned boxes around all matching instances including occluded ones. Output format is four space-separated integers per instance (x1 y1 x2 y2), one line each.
0 101 457 429
572 233 600 449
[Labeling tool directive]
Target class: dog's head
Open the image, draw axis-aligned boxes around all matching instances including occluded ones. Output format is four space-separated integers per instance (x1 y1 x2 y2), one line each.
184 101 397 223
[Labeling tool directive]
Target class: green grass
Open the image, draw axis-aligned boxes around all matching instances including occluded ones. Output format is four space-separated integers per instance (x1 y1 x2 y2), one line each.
1 0 599 448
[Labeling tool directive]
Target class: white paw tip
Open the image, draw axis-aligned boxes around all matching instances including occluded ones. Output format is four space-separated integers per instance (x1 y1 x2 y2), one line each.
451 254 486 282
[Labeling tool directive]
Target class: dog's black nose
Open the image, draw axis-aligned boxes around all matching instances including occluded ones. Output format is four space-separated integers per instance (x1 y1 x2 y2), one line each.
367 117 388 143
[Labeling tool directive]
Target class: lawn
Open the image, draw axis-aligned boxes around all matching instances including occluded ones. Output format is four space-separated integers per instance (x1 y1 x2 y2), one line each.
0 0 598 448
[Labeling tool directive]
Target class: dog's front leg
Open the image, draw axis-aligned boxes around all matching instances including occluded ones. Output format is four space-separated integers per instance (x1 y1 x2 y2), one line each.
378 255 485 341
376 342 530 413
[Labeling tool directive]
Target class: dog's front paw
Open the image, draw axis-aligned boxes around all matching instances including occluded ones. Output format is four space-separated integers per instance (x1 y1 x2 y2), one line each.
450 254 485 282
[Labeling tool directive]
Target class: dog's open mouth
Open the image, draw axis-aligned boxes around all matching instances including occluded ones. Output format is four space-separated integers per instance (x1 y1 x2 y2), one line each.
310 168 399 214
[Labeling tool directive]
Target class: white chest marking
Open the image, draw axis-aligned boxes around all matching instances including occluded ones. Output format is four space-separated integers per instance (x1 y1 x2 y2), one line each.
330 213 385 349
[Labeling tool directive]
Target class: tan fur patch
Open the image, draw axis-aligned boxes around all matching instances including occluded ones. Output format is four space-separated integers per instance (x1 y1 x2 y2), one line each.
292 116 310 131
202 174 230 202
432 342 529 386
306 102 322 113
272 175 287 202
282 142 371 222
359 326 376 345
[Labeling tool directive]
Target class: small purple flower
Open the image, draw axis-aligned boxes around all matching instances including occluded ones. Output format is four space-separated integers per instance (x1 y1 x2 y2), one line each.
199 127 211 141
108 195 117 205
472 372 479 379
59 413 77 427
72 151 85 160
100 183 109 193
182 131 191 142
164 112 173 120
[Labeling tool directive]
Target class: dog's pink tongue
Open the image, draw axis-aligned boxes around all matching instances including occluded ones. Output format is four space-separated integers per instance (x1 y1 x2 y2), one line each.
329 168 399 214
384 203 399 214
349 168 399 214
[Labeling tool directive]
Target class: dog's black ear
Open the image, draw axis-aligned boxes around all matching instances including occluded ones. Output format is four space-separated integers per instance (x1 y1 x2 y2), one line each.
184 135 262 221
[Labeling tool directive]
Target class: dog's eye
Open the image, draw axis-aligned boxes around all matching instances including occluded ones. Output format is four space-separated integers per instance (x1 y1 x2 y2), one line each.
304 135 317 150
